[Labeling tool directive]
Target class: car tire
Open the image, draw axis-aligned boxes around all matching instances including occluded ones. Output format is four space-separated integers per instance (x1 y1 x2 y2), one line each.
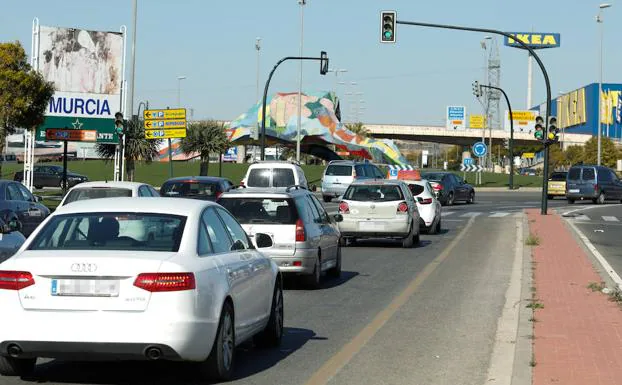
428 218 439 235
447 192 455 206
467 191 475 204
0 356 36 377
596 192 605 205
254 278 284 348
323 196 332 203
327 246 342 278
413 230 420 246
567 198 575 204
547 195 554 200
304 256 321 289
197 302 235 381
402 225 415 248
34 185 42 190
435 219 441 234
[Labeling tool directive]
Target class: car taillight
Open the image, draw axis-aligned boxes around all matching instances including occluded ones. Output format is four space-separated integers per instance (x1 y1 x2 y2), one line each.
295 219 306 242
397 202 409 213
339 202 350 214
133 273 196 292
594 184 599 192
215 191 223 200
433 184 443 191
0 271 35 291
419 198 433 204
240 180 245 186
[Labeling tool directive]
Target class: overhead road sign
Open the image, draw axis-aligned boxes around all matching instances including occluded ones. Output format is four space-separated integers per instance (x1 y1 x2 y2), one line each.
45 129 98 142
446 106 466 130
472 141 488 158
469 114 486 129
145 129 187 139
144 108 186 120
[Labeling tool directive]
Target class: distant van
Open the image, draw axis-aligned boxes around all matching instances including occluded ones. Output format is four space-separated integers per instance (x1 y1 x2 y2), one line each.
320 160 384 202
566 164 622 204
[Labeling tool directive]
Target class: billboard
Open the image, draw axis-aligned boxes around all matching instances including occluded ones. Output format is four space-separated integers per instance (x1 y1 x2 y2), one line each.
35 26 124 143
469 114 486 129
504 110 537 133
446 106 466 130
504 32 561 49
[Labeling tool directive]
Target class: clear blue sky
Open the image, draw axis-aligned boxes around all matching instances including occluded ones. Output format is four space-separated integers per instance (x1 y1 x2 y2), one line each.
1 0 617 125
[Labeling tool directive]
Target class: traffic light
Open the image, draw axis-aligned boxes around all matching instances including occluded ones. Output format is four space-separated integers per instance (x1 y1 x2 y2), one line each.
320 51 329 75
380 11 396 43
114 112 124 135
534 116 545 141
547 116 559 143
472 81 482 97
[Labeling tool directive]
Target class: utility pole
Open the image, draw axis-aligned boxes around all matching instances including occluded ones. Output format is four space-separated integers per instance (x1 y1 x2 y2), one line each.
296 0 306 162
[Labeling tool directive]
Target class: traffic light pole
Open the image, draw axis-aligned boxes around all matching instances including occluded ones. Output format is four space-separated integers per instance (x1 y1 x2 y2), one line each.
479 84 514 190
395 19 552 215
260 55 328 161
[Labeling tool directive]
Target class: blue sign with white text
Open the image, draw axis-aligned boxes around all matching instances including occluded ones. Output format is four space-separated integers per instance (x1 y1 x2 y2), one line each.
463 158 474 166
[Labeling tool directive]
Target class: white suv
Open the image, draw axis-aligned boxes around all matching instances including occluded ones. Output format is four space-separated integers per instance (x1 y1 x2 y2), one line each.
241 161 309 189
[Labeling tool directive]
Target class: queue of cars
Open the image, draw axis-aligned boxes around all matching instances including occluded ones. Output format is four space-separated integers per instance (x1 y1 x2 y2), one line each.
0 160 460 381
547 164 622 204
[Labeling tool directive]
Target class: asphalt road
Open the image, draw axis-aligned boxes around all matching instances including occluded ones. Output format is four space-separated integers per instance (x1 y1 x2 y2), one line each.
0 193 528 385
559 203 622 281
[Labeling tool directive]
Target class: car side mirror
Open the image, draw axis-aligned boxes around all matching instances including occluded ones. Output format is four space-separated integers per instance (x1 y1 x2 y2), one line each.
33 195 42 203
255 233 273 248
333 214 343 223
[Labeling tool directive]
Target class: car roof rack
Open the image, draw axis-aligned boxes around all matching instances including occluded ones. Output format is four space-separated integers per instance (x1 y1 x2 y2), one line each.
285 185 308 192
251 160 301 166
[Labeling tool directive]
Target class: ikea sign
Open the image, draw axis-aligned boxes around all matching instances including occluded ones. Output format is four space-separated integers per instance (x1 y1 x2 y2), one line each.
504 32 561 49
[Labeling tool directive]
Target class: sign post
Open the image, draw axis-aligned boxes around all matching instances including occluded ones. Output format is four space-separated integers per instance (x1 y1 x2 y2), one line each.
144 108 187 178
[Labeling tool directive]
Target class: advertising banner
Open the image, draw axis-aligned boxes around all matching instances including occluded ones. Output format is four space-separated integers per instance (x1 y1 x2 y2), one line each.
35 26 124 143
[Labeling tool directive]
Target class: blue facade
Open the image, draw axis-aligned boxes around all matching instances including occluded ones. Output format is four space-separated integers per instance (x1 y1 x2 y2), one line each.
533 82 622 140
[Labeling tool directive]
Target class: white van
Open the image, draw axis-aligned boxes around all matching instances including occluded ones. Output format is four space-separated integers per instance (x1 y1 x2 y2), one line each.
241 161 309 189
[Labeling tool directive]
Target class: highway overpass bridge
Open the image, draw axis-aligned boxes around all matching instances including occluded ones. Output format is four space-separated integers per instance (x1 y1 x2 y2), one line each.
364 124 593 147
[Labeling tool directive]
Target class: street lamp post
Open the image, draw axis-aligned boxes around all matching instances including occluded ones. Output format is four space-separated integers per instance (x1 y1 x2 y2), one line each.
296 0 306 162
597 3 612 166
171 75 186 178
255 38 261 102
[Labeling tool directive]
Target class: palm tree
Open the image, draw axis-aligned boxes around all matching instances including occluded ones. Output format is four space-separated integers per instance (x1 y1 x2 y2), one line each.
95 119 162 181
345 122 369 137
180 120 230 176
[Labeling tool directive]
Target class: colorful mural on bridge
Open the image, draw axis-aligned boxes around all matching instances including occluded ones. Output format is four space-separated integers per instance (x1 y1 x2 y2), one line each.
226 91 410 167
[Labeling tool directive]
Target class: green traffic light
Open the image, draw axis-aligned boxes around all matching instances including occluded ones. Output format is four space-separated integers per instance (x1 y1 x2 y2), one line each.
384 30 393 39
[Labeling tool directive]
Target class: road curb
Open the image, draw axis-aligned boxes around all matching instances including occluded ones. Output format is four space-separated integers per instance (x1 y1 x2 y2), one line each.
511 211 534 385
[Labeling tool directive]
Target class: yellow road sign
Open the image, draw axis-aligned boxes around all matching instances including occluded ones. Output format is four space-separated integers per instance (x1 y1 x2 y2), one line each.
523 152 535 159
510 111 535 121
145 129 187 139
144 108 186 120
469 114 486 129
144 119 186 129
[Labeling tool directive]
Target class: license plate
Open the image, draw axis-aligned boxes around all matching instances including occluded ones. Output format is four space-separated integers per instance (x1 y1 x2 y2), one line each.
51 279 120 297
568 189 580 193
29 211 42 217
359 221 386 231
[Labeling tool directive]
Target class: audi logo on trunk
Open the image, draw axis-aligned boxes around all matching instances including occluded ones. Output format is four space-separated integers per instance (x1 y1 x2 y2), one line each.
71 263 97 273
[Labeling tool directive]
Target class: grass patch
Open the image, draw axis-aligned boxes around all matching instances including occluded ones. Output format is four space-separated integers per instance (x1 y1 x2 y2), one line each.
526 301 544 309
529 317 537 322
588 281 606 292
525 233 541 246
529 359 537 367
608 290 622 303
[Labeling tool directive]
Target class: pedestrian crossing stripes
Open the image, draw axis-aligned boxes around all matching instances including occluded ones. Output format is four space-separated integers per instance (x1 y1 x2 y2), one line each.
563 214 622 223
489 212 511 218
440 211 523 219
603 216 620 222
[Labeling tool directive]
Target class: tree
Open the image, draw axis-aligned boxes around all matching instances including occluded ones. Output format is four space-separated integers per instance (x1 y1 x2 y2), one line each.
564 145 584 167
95 119 162 181
345 122 369 137
583 137 620 168
180 120 230 176
0 41 55 175
548 144 565 171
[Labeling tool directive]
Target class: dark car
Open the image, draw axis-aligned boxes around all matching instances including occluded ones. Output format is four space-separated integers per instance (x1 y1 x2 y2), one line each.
160 176 234 201
14 165 88 189
0 180 50 237
566 164 622 204
421 172 475 206
0 215 26 264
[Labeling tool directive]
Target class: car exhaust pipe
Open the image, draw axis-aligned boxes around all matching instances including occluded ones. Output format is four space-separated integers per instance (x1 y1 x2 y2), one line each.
145 346 162 360
7 344 22 358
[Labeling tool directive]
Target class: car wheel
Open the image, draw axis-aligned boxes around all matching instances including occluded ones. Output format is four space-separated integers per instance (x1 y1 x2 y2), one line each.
0 356 36 377
198 302 235 381
435 219 442 234
304 256 321 289
402 225 414 248
323 196 332 203
567 198 575 204
413 231 420 246
428 218 439 235
447 192 455 206
254 278 284 348
547 195 554 200
327 246 342 278
597 192 605 205
34 185 42 190
467 191 475 204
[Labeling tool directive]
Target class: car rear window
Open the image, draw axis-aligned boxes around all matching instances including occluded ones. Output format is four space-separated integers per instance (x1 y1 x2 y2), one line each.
219 198 298 225
28 213 186 252
325 165 352 176
247 169 271 187
568 168 581 180
582 168 595 180
63 187 132 205
160 181 220 198
421 173 444 181
549 173 566 181
272 168 295 187
344 184 404 202
408 184 425 196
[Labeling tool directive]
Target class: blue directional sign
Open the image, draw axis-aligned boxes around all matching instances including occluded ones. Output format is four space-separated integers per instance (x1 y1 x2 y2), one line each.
463 158 474 166
472 141 488 158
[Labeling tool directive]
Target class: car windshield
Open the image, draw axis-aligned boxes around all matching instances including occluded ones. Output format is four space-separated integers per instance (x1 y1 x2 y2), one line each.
549 173 567 181
219 198 298 224
325 165 352 176
28 213 186 252
421 173 445 182
63 187 132 205
344 184 404 202
160 181 219 198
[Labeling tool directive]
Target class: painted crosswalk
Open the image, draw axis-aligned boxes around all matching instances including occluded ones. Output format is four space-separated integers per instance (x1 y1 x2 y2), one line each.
441 211 523 219
563 214 622 223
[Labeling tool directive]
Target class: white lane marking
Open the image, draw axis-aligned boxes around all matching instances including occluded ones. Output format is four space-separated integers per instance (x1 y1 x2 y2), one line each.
460 212 482 217
559 203 622 217
485 215 524 385
489 212 511 218
574 215 590 221
441 211 456 217
603 216 619 222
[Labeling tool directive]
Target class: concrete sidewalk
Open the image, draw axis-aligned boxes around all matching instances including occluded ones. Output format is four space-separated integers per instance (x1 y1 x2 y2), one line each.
527 208 622 384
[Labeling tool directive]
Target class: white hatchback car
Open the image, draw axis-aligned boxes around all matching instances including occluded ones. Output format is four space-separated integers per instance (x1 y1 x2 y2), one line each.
0 198 283 382
405 179 442 234
337 179 421 248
